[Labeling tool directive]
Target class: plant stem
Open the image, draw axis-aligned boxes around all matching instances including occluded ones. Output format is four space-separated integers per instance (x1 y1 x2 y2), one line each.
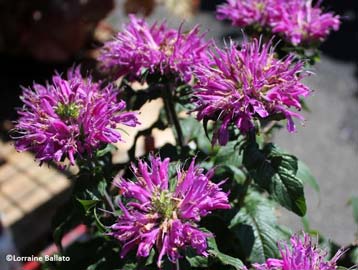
238 130 256 208
103 189 115 213
161 83 184 148
176 259 180 270
237 174 252 208
262 120 277 134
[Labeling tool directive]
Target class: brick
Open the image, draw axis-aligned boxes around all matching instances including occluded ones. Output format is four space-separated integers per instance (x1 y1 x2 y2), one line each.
6 151 35 170
0 163 17 184
0 141 15 157
1 173 38 201
0 193 11 211
46 173 70 194
1 206 22 226
20 187 51 212
26 164 59 183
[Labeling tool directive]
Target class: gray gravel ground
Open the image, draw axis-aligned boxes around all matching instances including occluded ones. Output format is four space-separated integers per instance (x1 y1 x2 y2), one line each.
109 3 358 245
275 57 358 245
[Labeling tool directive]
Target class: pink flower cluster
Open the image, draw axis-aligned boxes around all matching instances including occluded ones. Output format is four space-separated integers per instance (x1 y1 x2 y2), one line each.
217 0 340 45
13 67 139 165
193 38 311 145
217 0 272 28
99 15 210 82
253 233 345 270
110 155 230 267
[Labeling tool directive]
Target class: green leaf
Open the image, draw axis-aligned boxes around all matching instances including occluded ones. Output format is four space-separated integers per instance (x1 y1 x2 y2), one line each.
96 144 117 157
180 116 212 153
185 248 209 268
230 192 280 263
52 201 81 251
121 263 137 270
301 215 311 231
349 196 358 225
215 141 243 167
243 143 306 216
296 160 320 192
350 247 358 265
207 237 244 269
77 199 100 214
145 249 156 266
180 117 203 143
269 170 306 216
87 258 106 270
227 165 246 184
209 250 245 270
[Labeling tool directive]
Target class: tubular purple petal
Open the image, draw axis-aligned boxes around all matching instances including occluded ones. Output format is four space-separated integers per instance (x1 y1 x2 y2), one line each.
216 0 340 46
110 155 230 267
252 233 345 270
98 15 211 83
192 38 311 145
13 66 140 166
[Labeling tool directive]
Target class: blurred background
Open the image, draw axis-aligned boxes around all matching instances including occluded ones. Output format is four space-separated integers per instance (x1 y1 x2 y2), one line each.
0 0 357 269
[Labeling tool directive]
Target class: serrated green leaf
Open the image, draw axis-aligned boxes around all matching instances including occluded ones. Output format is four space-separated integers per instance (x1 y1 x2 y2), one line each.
209 249 245 270
275 225 292 241
215 141 243 167
297 160 320 192
244 143 306 216
185 248 209 268
206 237 244 269
270 170 306 216
230 192 280 263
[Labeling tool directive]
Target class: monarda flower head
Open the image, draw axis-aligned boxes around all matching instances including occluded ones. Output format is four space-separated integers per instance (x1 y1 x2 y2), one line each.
217 0 272 28
253 233 345 270
98 15 210 83
193 38 311 145
269 0 340 45
216 0 340 46
13 67 139 165
110 155 230 267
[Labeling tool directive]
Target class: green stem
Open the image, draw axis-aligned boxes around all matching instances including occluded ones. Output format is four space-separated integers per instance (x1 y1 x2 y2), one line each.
237 129 257 208
237 174 252 208
103 189 115 213
161 83 184 148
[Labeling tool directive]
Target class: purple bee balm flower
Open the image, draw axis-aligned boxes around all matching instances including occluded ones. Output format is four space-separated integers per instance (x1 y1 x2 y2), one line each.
98 15 211 83
13 66 139 166
216 0 340 46
269 0 340 45
193 38 311 145
217 0 272 28
110 155 230 267
253 233 345 270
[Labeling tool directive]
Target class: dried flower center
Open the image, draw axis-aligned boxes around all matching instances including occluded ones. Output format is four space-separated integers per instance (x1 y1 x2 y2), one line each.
151 190 177 220
55 102 80 120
